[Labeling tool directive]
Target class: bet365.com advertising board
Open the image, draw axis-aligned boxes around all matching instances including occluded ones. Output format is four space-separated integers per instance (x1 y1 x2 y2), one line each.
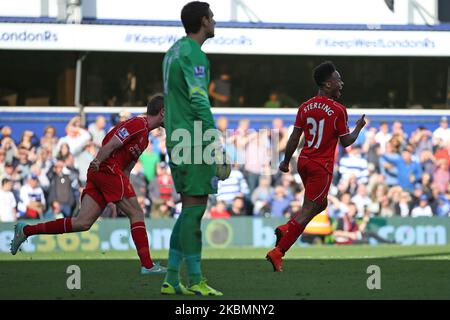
1 217 450 253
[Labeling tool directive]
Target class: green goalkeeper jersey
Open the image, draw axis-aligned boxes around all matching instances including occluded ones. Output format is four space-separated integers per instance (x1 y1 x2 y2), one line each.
163 36 216 149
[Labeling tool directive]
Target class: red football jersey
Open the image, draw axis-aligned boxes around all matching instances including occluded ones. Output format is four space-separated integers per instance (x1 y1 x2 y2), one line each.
294 96 349 172
101 116 149 171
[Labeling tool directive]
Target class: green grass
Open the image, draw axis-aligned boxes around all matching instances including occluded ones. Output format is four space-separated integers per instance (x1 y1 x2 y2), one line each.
1 245 450 300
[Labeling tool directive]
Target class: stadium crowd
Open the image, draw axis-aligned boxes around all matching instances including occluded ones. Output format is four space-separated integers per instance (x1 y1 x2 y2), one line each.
0 113 449 223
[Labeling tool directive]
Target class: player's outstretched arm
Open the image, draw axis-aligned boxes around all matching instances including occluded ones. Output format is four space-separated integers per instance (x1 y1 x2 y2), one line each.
279 127 303 172
89 136 122 171
339 114 366 148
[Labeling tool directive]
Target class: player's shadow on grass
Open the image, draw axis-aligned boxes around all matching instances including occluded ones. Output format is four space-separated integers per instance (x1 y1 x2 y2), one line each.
1 258 450 300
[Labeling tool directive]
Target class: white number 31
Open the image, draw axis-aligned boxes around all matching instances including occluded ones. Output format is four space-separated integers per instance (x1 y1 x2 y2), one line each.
306 117 325 149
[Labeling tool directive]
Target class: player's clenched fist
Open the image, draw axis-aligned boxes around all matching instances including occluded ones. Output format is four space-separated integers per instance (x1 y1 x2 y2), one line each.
279 160 290 173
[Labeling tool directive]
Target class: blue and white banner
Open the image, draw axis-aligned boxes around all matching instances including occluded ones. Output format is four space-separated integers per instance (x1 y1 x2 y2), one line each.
0 23 449 56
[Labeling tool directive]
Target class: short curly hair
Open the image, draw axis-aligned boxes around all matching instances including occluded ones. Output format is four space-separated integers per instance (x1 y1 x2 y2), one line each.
313 61 336 87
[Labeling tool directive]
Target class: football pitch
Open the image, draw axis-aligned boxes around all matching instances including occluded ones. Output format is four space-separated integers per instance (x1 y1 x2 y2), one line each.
1 245 450 300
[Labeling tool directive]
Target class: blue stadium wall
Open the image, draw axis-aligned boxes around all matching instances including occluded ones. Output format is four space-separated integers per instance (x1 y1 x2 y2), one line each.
1 108 449 141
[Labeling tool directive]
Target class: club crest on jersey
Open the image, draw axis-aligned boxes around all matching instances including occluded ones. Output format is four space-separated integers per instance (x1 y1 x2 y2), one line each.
118 127 130 140
211 176 219 189
194 66 205 78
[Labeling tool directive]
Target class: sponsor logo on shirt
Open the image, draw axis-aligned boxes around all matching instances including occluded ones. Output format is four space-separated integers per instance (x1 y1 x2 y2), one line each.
118 127 130 140
194 66 205 78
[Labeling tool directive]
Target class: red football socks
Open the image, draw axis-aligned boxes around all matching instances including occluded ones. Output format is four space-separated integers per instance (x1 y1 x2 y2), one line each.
277 219 305 253
23 218 73 236
130 221 154 269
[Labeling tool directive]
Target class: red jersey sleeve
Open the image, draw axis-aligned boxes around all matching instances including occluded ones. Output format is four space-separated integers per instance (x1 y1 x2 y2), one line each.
114 117 147 144
294 104 304 128
335 104 350 137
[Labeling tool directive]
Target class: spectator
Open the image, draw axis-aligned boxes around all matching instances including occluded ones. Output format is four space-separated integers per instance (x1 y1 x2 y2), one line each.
263 91 282 108
362 128 380 173
394 191 413 217
0 126 12 141
412 127 433 155
43 200 65 220
209 200 231 219
56 117 91 157
1 162 21 194
436 194 450 217
379 141 399 187
118 109 132 122
410 185 425 208
148 162 179 213
269 186 293 218
216 165 249 205
411 195 433 217
0 178 17 222
276 173 296 198
18 173 46 219
433 116 450 147
139 141 160 183
433 158 449 194
351 184 372 218
271 118 289 163
1 136 17 164
122 69 138 106
228 119 250 167
130 161 148 198
381 148 422 192
208 70 231 107
244 129 271 194
251 175 274 216
367 183 388 215
62 153 81 201
14 145 32 182
150 201 173 219
338 146 369 184
56 142 71 160
136 195 151 217
429 184 441 215
375 122 392 153
420 149 436 177
47 159 75 217
283 200 301 220
420 172 433 199
379 195 395 217
392 121 408 141
20 130 39 151
333 203 394 244
77 141 96 186
228 195 247 216
88 115 107 148
30 163 50 194
40 125 58 151
434 140 450 165
216 116 238 163
35 146 53 181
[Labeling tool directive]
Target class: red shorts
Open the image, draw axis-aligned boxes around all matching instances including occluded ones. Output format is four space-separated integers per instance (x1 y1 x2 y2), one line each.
297 157 332 203
81 164 136 211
